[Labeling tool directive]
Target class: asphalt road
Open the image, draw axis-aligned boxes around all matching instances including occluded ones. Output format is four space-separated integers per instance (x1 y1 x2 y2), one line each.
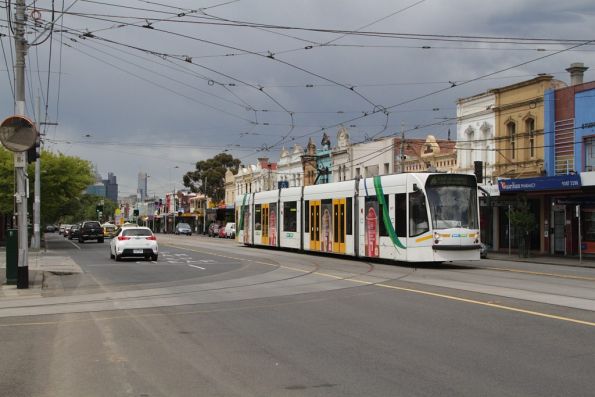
1 233 595 396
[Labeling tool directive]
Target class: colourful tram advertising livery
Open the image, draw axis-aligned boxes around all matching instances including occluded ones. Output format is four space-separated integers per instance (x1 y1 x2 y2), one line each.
235 173 481 263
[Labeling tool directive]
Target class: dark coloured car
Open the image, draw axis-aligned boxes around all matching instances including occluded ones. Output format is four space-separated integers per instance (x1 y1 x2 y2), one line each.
68 224 80 240
79 221 104 243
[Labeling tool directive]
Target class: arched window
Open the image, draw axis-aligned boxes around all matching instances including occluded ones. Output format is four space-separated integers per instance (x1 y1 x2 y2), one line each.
507 121 516 160
526 118 535 158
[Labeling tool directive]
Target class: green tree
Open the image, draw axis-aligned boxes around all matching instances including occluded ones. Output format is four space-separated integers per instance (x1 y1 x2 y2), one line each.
183 152 240 203
0 147 15 215
0 148 95 226
509 195 536 258
36 151 95 225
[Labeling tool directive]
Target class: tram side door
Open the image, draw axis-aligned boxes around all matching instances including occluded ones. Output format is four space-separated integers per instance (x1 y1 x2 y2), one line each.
262 203 269 245
333 198 346 253
310 200 320 251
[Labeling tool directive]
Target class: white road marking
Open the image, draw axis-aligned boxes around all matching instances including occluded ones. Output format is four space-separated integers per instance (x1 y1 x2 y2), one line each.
67 240 81 250
188 265 205 270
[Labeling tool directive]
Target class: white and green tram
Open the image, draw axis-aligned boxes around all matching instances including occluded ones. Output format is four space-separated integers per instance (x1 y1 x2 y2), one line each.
235 173 481 263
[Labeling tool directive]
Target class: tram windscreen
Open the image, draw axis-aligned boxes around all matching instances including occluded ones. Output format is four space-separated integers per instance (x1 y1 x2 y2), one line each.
425 174 479 230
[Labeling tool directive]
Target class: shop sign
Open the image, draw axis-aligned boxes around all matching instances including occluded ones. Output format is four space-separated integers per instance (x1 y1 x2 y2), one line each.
498 175 581 192
555 198 595 206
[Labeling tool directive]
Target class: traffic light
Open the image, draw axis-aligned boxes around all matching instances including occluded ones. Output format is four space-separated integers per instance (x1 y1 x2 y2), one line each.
27 139 40 163
96 204 104 213
133 209 139 216
474 161 483 184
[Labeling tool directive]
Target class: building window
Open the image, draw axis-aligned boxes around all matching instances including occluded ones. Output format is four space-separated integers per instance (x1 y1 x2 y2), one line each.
526 118 535 158
507 121 516 160
384 163 389 174
586 137 595 172
355 167 360 178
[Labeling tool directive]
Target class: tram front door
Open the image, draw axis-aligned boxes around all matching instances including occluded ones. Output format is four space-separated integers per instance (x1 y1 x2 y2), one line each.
333 198 346 253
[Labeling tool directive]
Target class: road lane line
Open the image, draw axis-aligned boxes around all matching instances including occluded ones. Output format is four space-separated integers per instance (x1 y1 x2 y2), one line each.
373 282 595 328
67 240 81 250
484 266 595 282
188 265 205 270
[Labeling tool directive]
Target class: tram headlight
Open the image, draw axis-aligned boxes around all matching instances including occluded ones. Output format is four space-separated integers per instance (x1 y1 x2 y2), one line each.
434 231 440 244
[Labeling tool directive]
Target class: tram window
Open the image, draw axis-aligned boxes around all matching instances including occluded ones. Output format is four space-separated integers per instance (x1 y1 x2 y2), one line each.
409 190 429 237
346 197 352 235
283 201 297 232
254 204 262 231
304 200 309 230
394 193 407 237
380 195 388 237
365 196 389 237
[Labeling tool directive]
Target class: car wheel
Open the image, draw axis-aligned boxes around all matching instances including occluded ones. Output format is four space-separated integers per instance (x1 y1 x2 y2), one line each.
115 254 122 262
79 238 84 243
110 252 115 260
98 238 104 243
151 254 158 261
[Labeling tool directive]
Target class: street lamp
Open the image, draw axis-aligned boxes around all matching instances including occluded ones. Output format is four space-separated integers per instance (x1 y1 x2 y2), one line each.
170 166 179 233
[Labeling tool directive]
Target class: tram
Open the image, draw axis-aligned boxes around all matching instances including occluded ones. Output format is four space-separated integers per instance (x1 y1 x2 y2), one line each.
235 173 481 263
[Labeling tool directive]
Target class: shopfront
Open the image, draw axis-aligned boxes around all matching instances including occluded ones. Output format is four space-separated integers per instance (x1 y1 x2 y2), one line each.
497 174 583 255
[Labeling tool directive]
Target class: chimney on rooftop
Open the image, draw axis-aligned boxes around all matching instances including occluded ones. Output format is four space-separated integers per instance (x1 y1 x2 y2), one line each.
566 63 589 86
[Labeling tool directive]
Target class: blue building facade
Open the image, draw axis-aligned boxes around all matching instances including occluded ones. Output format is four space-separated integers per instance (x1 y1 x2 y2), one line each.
544 81 595 176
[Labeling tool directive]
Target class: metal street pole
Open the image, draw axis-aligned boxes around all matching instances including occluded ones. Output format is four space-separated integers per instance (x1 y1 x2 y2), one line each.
14 0 29 288
203 177 207 234
508 204 511 257
31 97 41 250
578 204 582 264
400 122 405 173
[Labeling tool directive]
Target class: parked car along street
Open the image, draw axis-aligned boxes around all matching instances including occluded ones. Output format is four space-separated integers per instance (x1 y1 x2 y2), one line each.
224 222 236 239
175 222 192 236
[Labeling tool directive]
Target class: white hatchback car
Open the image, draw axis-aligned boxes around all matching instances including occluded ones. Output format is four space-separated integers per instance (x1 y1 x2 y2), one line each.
110 226 158 261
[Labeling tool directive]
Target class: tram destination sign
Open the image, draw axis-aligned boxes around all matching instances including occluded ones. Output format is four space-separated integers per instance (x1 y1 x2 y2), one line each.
498 175 581 192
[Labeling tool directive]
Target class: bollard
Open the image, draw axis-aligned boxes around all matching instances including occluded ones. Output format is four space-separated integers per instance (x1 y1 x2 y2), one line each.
5 229 18 285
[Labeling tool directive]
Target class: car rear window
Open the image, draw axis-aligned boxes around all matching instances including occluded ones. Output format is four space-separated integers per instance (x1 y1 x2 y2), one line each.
178 223 190 228
123 229 153 237
85 222 101 228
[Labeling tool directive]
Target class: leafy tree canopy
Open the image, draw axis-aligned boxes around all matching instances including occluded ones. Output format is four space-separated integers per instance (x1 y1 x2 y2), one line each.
183 152 240 202
0 147 95 225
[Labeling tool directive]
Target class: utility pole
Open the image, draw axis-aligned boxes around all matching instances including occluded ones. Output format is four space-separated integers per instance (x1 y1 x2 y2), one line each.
400 122 405 173
31 97 41 250
203 177 207 234
14 0 29 288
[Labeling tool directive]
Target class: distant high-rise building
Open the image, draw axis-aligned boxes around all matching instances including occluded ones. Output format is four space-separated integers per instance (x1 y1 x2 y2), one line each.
103 172 118 203
138 172 148 202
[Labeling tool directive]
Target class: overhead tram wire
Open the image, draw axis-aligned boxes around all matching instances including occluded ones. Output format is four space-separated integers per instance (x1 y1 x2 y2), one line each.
53 35 256 124
49 20 294 133
52 0 65 142
59 29 257 112
43 3 594 47
66 47 254 123
49 9 383 111
319 0 427 46
0 32 14 99
258 37 595 154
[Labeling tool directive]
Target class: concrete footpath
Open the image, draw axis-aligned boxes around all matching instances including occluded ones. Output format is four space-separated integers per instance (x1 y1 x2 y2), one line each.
0 248 82 298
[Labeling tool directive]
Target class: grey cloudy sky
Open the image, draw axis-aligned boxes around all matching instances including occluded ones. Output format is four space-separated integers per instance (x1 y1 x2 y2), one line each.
1 0 594 197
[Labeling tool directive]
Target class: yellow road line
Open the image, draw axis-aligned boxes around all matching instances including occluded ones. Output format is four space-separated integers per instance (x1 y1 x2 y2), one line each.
485 266 595 282
373 282 595 327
